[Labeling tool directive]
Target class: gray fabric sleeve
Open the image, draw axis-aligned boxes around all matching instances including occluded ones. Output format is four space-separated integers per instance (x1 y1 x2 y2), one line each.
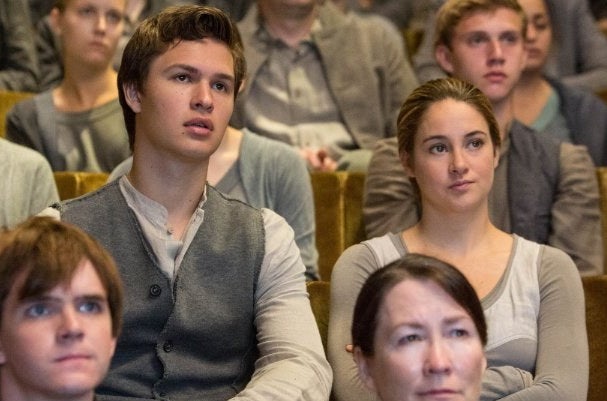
234 209 331 400
5 97 43 152
549 143 603 276
264 141 318 280
0 0 39 91
30 152 60 212
362 138 421 238
558 0 607 92
498 245 588 401
328 243 382 401
481 366 533 401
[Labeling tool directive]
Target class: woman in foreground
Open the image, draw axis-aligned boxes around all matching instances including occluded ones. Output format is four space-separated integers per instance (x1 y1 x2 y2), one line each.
352 253 487 401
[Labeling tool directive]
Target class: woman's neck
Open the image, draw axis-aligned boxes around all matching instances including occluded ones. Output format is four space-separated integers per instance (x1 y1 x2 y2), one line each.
54 68 118 112
512 71 552 127
404 204 513 298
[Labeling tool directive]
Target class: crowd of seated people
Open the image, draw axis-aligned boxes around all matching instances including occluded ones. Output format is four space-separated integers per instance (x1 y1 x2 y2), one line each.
0 1 605 400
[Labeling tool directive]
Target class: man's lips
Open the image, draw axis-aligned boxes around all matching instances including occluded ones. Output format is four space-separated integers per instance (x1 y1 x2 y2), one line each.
184 118 214 135
485 71 507 83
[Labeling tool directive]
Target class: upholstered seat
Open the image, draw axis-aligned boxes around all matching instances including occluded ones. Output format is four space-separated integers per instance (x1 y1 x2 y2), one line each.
596 167 607 274
53 171 109 201
0 90 34 137
310 172 366 280
306 280 331 353
582 275 607 401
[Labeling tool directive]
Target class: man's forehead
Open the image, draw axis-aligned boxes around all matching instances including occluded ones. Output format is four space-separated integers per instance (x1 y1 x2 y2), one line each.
455 8 524 32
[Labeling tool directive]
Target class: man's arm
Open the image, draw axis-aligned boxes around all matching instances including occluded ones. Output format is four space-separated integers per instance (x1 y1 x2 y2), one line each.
0 0 39 92
557 0 607 92
549 143 603 276
232 209 332 401
363 138 421 238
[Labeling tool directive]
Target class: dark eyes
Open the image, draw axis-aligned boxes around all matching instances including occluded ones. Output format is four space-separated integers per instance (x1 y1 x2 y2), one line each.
398 334 422 345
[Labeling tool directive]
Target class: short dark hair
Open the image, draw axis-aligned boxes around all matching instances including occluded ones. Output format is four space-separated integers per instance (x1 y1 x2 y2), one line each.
0 217 124 337
351 253 487 357
117 5 247 150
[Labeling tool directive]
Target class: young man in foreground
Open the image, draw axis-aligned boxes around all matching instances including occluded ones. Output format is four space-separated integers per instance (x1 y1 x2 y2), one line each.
56 5 331 400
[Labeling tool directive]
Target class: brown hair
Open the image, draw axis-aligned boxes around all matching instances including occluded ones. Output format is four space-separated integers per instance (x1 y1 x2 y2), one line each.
117 5 247 150
0 217 123 337
351 253 487 357
397 77 500 168
435 0 527 50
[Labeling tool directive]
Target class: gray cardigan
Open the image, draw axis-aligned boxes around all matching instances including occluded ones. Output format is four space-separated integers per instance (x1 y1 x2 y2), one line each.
232 2 419 151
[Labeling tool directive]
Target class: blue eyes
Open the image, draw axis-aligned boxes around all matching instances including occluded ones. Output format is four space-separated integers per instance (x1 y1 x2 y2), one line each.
78 301 103 313
23 301 104 318
25 303 50 318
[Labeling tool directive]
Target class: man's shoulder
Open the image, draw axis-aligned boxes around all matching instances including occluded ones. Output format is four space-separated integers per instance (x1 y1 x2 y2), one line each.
0 138 49 167
59 181 119 215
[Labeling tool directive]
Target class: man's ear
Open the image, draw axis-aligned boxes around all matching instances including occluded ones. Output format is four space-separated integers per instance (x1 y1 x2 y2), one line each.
435 44 455 75
353 347 377 393
123 83 142 113
48 7 62 36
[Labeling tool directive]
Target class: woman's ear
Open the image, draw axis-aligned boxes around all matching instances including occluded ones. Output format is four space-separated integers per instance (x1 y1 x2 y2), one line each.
400 151 415 178
493 146 500 169
353 346 377 393
123 83 142 113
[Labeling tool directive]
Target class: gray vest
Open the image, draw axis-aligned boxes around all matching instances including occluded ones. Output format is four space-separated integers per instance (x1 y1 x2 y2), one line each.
508 121 560 244
60 181 264 400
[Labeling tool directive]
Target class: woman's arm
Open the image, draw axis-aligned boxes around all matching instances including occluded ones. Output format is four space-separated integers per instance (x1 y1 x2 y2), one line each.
500 245 588 401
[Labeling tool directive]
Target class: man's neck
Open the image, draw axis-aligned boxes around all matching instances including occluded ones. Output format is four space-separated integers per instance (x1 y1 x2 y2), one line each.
258 1 317 48
491 96 515 140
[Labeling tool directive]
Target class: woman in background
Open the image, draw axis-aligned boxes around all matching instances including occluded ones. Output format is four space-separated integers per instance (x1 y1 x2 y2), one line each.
6 0 130 172
512 0 607 166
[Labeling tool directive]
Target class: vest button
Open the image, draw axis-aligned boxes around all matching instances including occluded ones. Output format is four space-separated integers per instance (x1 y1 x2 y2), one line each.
149 284 162 297
163 340 173 352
